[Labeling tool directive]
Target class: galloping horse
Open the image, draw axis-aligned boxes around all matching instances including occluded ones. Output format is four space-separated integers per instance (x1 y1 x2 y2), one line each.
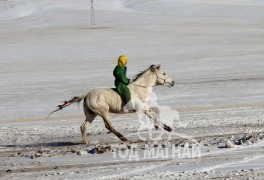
49 65 175 144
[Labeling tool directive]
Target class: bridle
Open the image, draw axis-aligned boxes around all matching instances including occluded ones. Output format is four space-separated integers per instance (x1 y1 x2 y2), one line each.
153 69 169 84
131 69 169 88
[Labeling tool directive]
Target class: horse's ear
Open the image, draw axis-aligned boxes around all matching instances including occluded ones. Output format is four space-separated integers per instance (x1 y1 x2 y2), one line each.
157 64 161 69
150 65 155 72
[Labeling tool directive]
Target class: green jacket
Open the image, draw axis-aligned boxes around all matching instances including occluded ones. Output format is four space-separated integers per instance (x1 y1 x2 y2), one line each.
113 65 131 104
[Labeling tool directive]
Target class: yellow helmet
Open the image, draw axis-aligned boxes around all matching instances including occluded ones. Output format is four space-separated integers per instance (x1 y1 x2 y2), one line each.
118 55 128 66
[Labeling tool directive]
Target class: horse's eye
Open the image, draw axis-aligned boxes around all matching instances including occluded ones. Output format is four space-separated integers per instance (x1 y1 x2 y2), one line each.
163 73 166 75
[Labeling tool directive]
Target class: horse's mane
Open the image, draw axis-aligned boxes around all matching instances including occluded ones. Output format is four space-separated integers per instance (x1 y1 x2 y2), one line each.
132 64 160 82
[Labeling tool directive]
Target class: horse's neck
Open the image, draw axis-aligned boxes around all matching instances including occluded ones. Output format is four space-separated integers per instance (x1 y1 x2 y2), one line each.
129 71 156 101
133 71 156 87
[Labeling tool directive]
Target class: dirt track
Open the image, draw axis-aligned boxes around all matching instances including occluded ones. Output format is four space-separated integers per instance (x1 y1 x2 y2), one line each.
1 111 264 179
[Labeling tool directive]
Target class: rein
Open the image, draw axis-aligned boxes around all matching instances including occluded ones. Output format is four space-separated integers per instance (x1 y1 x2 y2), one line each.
131 83 154 88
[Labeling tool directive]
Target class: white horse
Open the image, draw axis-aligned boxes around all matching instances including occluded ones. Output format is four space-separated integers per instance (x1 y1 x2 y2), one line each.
49 65 175 144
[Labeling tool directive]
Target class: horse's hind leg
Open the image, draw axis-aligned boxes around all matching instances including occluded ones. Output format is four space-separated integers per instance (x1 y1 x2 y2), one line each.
101 113 127 141
81 113 97 144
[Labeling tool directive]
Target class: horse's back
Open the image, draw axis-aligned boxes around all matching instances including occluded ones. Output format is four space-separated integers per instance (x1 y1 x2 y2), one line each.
86 88 123 113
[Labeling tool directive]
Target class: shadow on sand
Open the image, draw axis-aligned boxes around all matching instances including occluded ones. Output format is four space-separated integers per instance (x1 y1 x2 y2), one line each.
3 141 82 149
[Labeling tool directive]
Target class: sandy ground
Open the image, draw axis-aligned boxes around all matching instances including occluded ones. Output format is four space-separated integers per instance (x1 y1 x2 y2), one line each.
0 0 264 179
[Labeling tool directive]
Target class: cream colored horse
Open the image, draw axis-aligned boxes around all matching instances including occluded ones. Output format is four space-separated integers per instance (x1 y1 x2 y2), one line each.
49 65 174 144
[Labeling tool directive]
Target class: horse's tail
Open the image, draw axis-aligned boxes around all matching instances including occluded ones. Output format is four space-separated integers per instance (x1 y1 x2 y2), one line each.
47 94 87 119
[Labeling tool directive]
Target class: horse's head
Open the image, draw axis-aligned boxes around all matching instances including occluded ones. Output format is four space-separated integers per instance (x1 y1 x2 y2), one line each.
150 65 174 87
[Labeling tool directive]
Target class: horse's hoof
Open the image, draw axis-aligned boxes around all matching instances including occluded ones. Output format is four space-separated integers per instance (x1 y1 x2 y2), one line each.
164 125 172 132
155 125 162 130
82 138 88 144
120 136 128 141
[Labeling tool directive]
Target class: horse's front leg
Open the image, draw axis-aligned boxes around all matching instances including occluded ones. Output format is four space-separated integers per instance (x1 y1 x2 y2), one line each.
144 107 162 129
145 107 172 132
